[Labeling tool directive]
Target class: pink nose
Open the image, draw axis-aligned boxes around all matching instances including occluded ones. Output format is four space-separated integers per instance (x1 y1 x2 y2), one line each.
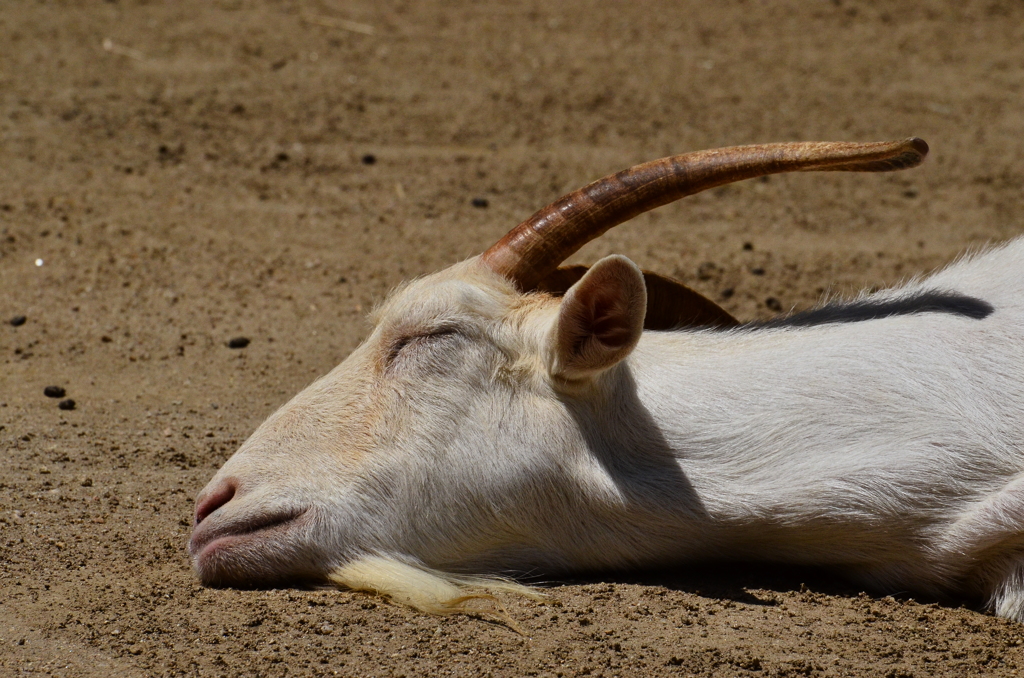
194 479 237 526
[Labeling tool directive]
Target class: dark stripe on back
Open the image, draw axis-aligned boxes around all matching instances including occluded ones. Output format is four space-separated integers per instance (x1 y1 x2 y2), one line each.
745 290 993 330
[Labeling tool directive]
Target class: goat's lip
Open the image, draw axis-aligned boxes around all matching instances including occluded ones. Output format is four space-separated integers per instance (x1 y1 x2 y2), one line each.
188 507 308 560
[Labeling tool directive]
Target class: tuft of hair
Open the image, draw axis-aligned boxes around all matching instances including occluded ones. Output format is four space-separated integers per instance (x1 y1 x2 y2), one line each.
328 555 547 628
986 562 1024 623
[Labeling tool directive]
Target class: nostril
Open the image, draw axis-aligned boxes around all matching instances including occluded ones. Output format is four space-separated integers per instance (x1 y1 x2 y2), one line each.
194 480 237 526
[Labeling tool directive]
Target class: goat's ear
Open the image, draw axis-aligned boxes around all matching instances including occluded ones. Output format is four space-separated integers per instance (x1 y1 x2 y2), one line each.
545 255 647 380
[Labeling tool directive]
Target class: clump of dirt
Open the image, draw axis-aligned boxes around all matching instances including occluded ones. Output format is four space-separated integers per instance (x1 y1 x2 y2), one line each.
3 1 1024 676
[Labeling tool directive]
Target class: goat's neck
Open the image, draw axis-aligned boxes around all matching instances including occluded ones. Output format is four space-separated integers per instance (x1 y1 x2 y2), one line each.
594 325 987 512
618 328 848 460
535 327 930 566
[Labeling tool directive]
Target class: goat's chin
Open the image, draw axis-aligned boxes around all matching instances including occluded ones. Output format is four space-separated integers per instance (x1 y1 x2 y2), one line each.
190 513 326 588
191 537 322 588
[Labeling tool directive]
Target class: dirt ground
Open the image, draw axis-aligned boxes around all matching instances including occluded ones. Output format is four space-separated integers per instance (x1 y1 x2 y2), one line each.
3 0 1024 675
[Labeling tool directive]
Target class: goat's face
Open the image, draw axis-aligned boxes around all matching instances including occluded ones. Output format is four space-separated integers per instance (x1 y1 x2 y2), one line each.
189 258 614 586
189 139 927 588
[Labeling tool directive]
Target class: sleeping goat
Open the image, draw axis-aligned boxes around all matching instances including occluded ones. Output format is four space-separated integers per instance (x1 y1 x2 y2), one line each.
189 138 1024 621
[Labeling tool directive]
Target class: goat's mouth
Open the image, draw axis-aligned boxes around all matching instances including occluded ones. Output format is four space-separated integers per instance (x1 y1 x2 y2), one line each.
188 508 312 585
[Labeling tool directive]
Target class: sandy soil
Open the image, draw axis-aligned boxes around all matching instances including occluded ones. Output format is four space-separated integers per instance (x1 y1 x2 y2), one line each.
3 1 1024 675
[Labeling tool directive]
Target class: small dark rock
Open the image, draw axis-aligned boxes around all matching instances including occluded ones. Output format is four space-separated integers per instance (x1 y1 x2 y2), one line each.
470 197 489 208
361 154 377 165
10 315 26 326
742 242 754 251
765 297 783 312
696 262 719 281
750 267 766 276
58 399 76 411
276 152 289 163
227 337 251 349
720 288 735 299
43 386 66 398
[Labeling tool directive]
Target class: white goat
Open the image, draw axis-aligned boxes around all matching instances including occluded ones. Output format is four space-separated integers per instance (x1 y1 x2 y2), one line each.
189 139 1024 621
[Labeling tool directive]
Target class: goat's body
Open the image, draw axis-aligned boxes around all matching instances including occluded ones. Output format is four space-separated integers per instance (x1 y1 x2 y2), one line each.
427 241 1024 612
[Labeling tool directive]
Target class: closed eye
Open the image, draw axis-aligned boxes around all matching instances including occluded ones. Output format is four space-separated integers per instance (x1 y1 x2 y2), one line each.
387 328 459 366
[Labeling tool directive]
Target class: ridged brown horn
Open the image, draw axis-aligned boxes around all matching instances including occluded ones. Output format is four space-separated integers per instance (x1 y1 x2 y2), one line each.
482 138 928 290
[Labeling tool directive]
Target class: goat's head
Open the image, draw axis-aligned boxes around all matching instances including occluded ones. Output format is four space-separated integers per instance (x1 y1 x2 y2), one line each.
189 139 927 597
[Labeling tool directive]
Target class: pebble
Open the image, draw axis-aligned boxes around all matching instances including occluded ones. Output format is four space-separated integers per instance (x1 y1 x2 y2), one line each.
471 197 489 208
10 315 26 326
361 154 376 165
44 386 66 398
228 337 250 349
58 399 76 411
765 297 783 312
697 262 719 281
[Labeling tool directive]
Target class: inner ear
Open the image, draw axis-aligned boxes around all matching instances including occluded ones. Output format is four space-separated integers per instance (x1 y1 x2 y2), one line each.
547 255 647 380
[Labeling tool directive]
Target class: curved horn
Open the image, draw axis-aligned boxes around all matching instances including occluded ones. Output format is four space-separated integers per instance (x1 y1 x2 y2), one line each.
482 138 928 290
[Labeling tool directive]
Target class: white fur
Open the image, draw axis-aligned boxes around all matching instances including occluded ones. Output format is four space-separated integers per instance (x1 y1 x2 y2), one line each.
190 239 1024 621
